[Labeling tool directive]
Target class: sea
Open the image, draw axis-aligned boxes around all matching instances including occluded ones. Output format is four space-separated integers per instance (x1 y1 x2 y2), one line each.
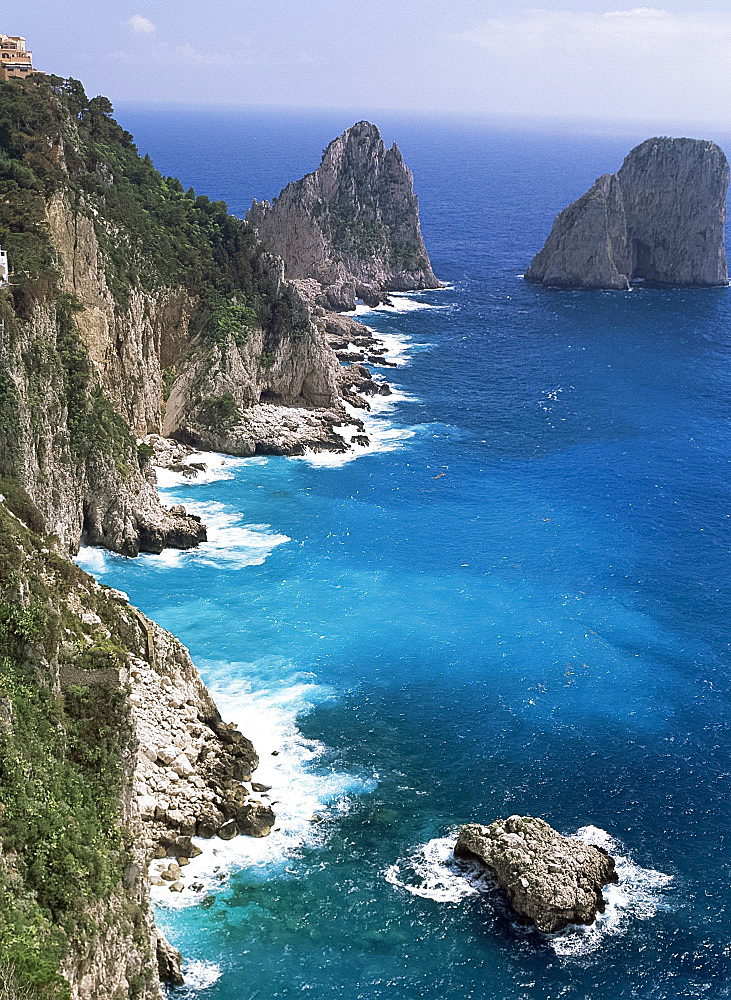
77 107 731 999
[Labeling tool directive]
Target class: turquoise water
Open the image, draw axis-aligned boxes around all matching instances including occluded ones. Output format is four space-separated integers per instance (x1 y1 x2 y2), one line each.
79 111 731 998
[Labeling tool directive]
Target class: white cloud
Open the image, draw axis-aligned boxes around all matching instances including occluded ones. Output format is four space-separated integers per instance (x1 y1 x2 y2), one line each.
603 7 669 17
153 42 239 67
172 43 204 65
464 8 731 54
127 14 156 35
459 7 731 122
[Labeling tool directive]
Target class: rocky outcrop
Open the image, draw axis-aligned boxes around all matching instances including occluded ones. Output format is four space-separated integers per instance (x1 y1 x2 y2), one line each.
526 137 729 289
247 121 440 310
0 493 273 997
156 933 183 986
454 816 618 932
160 257 355 455
123 591 276 862
1 96 362 557
48 193 347 453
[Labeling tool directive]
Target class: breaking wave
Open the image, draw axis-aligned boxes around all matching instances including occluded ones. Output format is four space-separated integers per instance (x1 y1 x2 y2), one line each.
385 825 673 956
151 659 377 911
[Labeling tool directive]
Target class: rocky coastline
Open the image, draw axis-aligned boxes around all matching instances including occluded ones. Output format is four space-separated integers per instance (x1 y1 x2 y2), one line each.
0 74 443 999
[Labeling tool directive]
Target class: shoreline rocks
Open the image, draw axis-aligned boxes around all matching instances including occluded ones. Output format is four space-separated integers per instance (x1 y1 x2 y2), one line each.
526 137 729 290
454 816 618 933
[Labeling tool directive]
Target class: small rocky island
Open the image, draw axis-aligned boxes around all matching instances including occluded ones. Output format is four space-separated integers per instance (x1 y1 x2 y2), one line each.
526 137 729 289
454 816 618 933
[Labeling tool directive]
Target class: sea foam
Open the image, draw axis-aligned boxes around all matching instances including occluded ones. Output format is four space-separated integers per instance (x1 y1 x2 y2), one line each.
551 825 674 957
385 826 673 956
385 832 485 903
151 659 377 911
153 449 253 490
352 291 450 317
299 392 417 467
75 499 289 575
179 959 222 993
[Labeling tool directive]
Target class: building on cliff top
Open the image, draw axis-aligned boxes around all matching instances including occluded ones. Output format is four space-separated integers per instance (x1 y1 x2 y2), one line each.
0 247 8 284
0 34 36 80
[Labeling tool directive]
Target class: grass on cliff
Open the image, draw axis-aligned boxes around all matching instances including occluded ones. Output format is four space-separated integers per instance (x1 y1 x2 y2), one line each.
0 500 135 998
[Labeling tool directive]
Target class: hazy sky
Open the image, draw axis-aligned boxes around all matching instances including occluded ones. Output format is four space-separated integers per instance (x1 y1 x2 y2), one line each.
5 1 731 126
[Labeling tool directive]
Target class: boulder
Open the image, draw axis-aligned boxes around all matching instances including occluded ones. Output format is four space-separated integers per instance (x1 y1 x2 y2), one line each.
218 819 238 841
454 815 618 933
236 800 276 838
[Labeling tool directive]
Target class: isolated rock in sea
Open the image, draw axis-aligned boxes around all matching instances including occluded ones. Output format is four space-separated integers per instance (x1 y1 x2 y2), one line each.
526 137 729 289
454 815 618 932
247 121 440 310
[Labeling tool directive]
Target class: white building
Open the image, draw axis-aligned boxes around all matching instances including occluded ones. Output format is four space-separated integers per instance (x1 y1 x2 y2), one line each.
0 247 8 284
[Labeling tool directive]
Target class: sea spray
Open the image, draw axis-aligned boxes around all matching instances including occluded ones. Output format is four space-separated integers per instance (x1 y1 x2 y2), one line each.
152 658 377 911
384 827 673 957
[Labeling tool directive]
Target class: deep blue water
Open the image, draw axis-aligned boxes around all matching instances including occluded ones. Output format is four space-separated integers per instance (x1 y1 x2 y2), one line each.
80 109 731 999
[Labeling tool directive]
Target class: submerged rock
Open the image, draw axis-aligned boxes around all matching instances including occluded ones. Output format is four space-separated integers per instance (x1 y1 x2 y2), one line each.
526 137 729 289
454 815 618 932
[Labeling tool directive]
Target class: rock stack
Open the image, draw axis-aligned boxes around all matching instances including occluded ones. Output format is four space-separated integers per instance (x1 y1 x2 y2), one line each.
247 121 440 311
526 137 729 289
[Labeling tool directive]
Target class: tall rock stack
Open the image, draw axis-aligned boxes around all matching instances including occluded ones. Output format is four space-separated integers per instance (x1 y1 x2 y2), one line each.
525 137 729 290
247 121 440 310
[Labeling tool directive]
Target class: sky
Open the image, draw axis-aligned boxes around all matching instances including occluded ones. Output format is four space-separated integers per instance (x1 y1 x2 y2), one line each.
4 1 731 127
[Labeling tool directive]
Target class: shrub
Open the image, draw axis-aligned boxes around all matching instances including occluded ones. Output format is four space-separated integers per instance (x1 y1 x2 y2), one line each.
197 392 241 428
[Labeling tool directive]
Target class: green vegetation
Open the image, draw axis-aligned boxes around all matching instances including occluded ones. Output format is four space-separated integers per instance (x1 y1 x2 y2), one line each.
56 293 136 477
136 441 154 468
0 503 135 998
197 392 241 428
161 365 177 402
0 73 300 339
200 289 258 350
324 202 388 256
390 241 428 272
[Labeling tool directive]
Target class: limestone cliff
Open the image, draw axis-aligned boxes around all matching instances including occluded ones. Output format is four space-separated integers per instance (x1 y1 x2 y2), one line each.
0 75 353 557
247 121 440 310
0 73 343 998
526 137 729 289
0 488 273 998
0 289 207 556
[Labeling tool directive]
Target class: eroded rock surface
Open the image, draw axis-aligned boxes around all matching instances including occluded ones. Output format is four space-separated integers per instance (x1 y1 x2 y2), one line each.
454 815 617 932
526 137 729 289
247 121 440 310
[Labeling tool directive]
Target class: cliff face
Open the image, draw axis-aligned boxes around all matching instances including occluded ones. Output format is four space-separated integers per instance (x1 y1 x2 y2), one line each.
526 137 729 289
0 288 207 555
0 76 351 553
0 488 273 998
616 138 729 285
161 256 347 456
247 121 440 310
